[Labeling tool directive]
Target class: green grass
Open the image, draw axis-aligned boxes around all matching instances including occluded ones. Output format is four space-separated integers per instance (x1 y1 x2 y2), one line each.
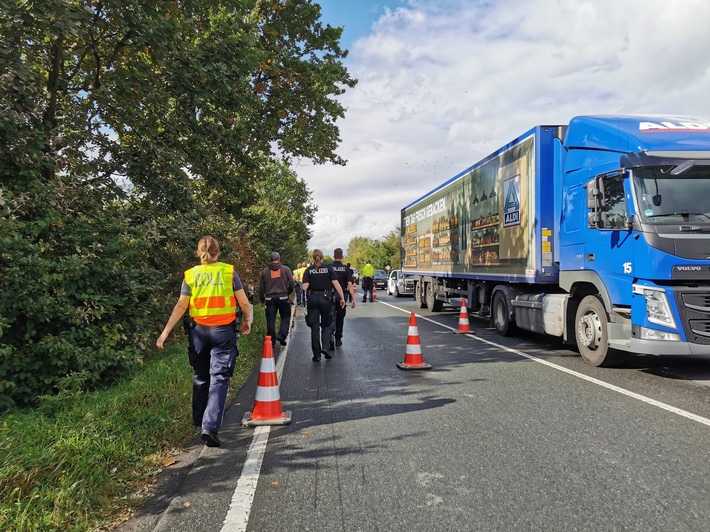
0 312 268 531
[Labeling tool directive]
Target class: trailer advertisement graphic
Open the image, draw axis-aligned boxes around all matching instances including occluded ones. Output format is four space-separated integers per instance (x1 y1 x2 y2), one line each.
400 135 534 276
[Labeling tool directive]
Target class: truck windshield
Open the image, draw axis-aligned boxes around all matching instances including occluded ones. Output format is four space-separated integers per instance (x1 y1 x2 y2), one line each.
633 167 710 223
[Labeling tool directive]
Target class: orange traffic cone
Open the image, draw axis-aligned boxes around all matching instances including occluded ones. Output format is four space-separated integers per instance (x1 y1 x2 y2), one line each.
397 313 432 370
242 336 292 426
455 297 473 334
372 283 378 300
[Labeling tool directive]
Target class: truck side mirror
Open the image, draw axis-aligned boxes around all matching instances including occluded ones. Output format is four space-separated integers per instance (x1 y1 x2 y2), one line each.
586 175 605 208
588 211 606 228
586 175 606 228
625 213 636 231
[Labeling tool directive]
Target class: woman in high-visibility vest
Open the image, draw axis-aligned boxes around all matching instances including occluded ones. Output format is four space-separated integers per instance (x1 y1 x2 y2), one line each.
157 236 252 448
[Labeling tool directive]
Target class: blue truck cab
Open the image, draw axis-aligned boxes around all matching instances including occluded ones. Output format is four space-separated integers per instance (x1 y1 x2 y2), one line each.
559 115 710 365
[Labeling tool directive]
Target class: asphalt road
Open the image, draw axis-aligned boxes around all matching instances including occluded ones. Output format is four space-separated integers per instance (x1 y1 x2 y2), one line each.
120 289 710 532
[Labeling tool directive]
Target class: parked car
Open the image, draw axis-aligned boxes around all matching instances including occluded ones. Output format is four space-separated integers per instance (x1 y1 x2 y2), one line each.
387 270 414 297
373 269 388 290
350 267 359 285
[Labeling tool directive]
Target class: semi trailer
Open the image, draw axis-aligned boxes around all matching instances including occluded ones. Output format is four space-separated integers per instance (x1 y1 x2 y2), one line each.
401 115 710 366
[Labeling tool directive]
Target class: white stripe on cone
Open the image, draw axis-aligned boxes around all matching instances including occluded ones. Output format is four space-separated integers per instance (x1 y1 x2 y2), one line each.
260 357 276 372
255 385 281 402
406 344 422 355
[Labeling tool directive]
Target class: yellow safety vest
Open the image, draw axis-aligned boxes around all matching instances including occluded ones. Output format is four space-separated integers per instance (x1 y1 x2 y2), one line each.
185 262 237 326
294 267 305 283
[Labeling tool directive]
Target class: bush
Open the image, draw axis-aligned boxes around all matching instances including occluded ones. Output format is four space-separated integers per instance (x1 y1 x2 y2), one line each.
0 187 170 409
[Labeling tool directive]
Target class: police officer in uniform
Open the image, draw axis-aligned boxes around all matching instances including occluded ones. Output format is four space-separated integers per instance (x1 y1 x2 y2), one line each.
328 248 356 347
301 249 345 361
157 236 252 448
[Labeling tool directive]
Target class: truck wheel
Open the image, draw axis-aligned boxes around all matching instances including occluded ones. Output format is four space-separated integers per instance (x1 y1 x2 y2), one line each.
574 295 625 367
492 291 518 336
415 282 426 308
426 283 443 312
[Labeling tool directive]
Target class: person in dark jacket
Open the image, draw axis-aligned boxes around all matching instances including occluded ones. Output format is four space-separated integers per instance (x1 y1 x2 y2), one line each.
259 251 294 348
301 249 345 361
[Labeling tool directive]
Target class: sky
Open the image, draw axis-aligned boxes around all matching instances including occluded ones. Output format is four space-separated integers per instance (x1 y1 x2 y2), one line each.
296 0 710 254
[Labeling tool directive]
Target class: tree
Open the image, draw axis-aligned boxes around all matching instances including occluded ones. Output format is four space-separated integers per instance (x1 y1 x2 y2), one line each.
243 158 316 269
381 227 402 270
346 227 401 270
0 0 355 407
346 236 373 268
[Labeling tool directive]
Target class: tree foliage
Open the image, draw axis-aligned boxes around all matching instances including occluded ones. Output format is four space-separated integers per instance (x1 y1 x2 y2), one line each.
243 157 315 268
346 227 401 271
0 0 355 408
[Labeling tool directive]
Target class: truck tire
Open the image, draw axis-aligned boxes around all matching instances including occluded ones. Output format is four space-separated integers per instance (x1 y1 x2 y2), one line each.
574 295 626 367
426 282 443 312
415 282 426 308
492 291 518 336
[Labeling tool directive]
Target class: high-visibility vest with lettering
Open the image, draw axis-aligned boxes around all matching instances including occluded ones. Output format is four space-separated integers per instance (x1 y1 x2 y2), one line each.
185 262 237 326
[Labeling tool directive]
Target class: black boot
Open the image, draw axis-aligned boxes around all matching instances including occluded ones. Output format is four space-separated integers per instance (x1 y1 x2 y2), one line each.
201 430 221 447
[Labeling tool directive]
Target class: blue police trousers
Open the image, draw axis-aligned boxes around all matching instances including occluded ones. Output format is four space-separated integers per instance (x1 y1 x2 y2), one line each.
187 322 238 433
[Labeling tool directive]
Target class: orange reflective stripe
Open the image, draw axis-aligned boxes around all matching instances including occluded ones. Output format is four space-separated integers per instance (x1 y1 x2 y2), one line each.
191 297 208 310
190 295 233 310
193 314 236 326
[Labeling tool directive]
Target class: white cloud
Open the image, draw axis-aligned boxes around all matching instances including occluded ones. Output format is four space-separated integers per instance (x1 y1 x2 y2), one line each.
298 0 710 255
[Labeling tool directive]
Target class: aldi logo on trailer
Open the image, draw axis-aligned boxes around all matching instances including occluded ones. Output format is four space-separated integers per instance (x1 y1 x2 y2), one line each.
639 121 710 132
503 174 521 228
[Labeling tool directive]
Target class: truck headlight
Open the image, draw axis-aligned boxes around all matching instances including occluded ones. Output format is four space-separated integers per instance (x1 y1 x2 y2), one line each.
633 285 676 329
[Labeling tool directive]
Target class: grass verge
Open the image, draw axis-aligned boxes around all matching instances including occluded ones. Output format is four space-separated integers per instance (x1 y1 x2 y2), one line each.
0 312 267 531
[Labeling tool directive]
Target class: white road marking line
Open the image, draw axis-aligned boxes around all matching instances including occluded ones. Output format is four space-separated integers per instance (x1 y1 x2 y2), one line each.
221 317 290 531
221 425 269 531
380 300 710 428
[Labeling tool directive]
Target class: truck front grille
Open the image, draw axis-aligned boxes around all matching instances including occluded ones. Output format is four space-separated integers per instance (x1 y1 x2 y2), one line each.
682 293 710 312
675 288 710 345
688 320 710 339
